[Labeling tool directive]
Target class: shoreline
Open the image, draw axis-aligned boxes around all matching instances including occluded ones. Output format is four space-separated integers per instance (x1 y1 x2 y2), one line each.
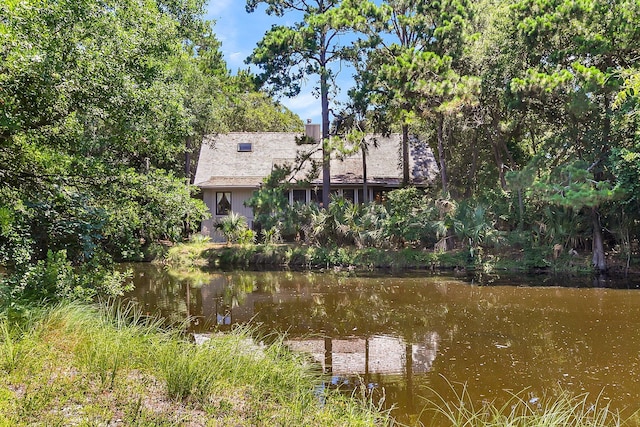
162 242 640 278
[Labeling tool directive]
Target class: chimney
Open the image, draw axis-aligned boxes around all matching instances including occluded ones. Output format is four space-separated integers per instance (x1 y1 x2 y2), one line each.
304 119 321 143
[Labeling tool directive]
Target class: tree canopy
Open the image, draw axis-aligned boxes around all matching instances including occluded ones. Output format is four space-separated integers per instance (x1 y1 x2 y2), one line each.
247 0 640 272
0 0 303 303
246 0 371 208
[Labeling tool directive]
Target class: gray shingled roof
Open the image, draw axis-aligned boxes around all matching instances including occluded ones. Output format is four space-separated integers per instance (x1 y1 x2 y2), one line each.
194 132 438 188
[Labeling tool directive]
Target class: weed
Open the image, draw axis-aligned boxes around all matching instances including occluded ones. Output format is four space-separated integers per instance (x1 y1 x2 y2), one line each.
0 322 22 373
422 376 622 427
158 341 201 401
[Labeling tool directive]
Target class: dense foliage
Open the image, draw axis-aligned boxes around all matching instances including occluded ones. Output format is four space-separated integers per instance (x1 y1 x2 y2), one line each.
247 0 640 273
0 0 303 305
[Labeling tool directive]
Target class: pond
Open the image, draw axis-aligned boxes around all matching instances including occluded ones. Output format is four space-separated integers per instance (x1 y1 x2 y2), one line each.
123 264 640 425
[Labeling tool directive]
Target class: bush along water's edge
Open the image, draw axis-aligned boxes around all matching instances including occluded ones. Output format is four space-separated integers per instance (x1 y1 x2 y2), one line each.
163 241 600 275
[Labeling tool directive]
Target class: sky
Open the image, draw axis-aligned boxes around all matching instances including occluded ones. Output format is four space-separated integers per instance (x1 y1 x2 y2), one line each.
204 0 350 125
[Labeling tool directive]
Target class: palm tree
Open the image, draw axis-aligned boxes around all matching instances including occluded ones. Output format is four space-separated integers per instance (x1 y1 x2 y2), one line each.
215 211 248 245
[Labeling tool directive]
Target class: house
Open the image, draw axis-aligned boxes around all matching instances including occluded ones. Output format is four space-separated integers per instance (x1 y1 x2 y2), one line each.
194 123 439 239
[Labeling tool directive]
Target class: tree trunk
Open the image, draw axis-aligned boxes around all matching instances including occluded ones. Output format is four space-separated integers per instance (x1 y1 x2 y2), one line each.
466 130 478 198
401 123 410 186
185 135 192 232
436 114 449 194
591 207 607 272
486 116 508 190
590 96 611 273
320 36 331 209
361 141 368 204
603 94 611 158
321 75 331 209
517 189 524 229
489 136 507 190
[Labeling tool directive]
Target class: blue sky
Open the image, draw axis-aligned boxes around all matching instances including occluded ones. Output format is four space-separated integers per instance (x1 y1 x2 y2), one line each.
204 0 351 124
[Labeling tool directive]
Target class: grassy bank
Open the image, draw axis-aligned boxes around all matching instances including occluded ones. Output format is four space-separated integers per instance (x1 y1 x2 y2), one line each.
163 241 601 274
0 303 388 426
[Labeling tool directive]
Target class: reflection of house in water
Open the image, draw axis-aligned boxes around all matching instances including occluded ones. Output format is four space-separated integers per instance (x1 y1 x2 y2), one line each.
197 274 313 327
194 273 440 384
195 274 440 374
286 333 440 375
412 332 440 372
198 275 230 326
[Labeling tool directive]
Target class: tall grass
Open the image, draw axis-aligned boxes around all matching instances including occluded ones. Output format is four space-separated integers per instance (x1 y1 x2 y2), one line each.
0 302 390 426
0 321 25 373
154 325 391 425
422 377 623 427
2 302 632 426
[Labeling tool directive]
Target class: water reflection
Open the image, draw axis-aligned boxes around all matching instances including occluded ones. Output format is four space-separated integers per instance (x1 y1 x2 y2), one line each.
287 332 439 375
123 265 640 425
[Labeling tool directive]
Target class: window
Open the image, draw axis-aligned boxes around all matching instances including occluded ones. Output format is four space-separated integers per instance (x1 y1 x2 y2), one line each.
311 188 323 207
373 188 386 204
343 189 355 203
216 192 231 215
292 189 307 204
357 189 365 204
237 143 252 152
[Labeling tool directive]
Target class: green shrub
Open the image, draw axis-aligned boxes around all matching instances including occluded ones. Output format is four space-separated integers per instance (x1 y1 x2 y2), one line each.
383 187 434 246
0 250 132 311
158 341 202 400
215 212 250 245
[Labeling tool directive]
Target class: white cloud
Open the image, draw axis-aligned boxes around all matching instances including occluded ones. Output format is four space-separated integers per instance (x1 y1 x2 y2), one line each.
285 92 318 109
228 51 247 69
282 92 321 123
